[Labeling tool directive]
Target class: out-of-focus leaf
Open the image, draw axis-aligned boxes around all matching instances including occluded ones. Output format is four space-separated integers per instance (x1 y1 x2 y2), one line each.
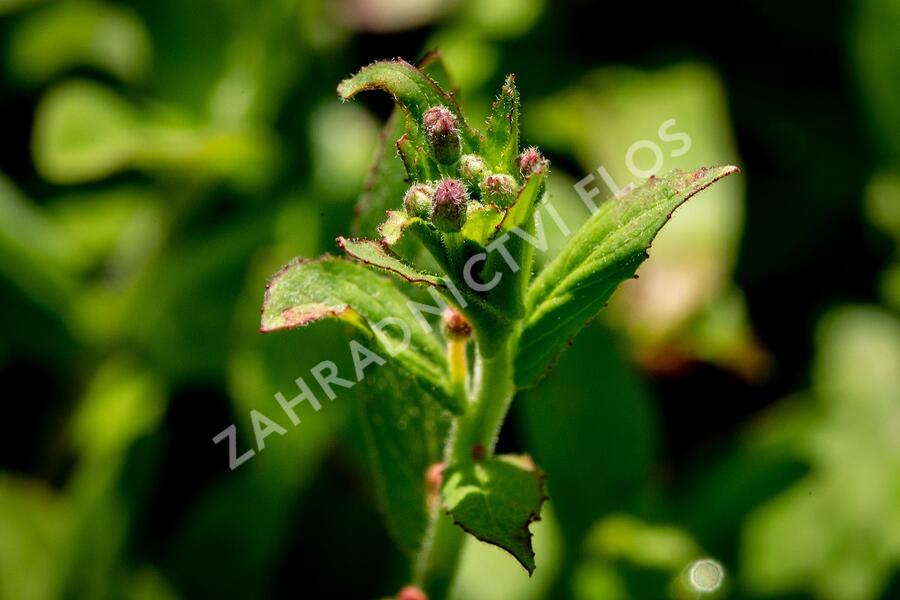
584 515 701 572
32 80 276 186
0 475 67 600
127 210 269 381
32 80 141 184
309 102 380 201
575 515 725 600
8 0 151 84
58 356 166 600
852 0 900 159
70 357 166 457
338 0 451 33
741 306 900 600
357 364 449 554
865 171 900 242
0 172 84 304
459 0 544 39
47 186 162 274
519 324 656 545
442 454 547 574
515 166 738 387
260 255 457 411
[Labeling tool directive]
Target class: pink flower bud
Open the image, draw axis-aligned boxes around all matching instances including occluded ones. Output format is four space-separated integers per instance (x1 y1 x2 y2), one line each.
403 183 433 219
480 173 517 206
423 106 461 164
517 146 548 176
431 178 468 232
398 586 428 600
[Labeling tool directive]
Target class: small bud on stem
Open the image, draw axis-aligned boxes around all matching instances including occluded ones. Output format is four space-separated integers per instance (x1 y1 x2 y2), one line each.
459 154 487 186
423 106 461 165
403 183 434 219
481 173 518 206
442 307 472 341
431 178 468 232
517 146 548 176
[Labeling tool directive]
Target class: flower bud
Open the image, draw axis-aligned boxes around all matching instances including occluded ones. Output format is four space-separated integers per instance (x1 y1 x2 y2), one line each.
459 154 487 186
442 307 472 341
398 586 428 600
480 173 518 206
423 106 461 164
517 146 548 176
431 178 468 232
403 183 433 219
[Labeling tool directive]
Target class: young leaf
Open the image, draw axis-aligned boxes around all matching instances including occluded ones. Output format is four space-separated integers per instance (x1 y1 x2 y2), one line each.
442 455 547 574
337 59 479 151
515 166 739 386
498 163 547 231
337 236 446 288
353 110 410 238
483 75 520 174
462 204 504 247
260 255 459 411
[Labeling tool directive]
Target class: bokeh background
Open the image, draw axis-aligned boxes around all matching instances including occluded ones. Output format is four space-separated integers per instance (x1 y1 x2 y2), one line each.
1 0 899 598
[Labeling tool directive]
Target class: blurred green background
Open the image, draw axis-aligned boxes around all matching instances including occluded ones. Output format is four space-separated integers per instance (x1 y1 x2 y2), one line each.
1 0 899 598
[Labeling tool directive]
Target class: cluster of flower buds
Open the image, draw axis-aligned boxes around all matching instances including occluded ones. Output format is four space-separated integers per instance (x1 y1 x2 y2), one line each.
401 106 548 234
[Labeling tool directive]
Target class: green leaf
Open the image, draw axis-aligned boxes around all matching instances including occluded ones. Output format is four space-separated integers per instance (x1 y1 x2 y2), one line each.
337 59 480 150
357 365 450 555
483 74 520 174
515 166 739 387
442 455 548 574
352 54 457 237
260 255 458 412
498 164 547 231
8 0 151 85
337 236 446 287
462 204 504 247
480 166 548 318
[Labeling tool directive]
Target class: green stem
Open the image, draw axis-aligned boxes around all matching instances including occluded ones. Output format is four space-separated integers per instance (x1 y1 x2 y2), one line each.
414 335 515 598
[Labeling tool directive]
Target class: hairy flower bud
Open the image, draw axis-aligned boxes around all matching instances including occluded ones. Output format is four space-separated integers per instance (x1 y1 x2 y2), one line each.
459 154 487 186
518 146 548 176
423 106 461 164
431 178 468 232
480 173 518 206
403 183 433 219
442 307 472 341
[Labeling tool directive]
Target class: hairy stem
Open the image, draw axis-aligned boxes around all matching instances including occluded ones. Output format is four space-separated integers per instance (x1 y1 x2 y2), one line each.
414 335 515 598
